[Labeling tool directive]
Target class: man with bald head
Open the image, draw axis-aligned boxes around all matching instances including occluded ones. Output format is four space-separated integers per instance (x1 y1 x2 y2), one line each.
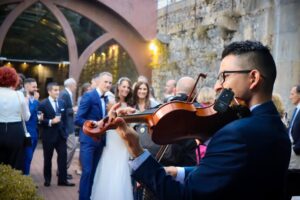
167 76 197 103
160 76 197 167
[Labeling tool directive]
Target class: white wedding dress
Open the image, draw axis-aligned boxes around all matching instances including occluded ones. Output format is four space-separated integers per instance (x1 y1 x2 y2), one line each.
91 129 134 200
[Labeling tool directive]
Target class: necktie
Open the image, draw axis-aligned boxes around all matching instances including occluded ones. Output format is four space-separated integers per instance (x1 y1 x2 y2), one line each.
101 95 108 103
54 99 59 114
100 94 108 117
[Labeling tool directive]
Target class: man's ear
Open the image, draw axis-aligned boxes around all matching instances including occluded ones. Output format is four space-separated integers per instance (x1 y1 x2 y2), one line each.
249 70 261 90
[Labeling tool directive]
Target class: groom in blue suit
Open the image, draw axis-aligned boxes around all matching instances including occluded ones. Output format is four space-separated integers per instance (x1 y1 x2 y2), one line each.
75 72 112 200
111 41 291 200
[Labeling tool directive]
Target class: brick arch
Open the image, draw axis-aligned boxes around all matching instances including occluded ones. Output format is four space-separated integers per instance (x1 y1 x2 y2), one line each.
77 33 112 80
53 0 152 80
0 0 37 53
0 0 78 75
0 0 152 81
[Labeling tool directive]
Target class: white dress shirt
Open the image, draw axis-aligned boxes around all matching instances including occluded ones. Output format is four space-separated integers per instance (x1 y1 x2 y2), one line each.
0 87 30 122
96 88 107 118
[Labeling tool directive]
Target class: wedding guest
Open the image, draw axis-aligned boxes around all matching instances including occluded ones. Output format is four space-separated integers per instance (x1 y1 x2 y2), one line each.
0 66 30 171
197 86 216 107
272 93 288 126
59 78 78 179
163 79 176 102
286 85 300 199
39 82 75 187
23 78 39 175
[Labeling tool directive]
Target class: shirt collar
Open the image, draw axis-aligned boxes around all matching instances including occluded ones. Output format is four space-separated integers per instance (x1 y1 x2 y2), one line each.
29 96 35 102
250 103 261 112
48 96 57 102
96 88 105 97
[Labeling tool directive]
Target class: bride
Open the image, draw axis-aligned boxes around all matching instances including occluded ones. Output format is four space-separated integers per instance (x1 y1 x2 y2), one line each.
91 77 134 200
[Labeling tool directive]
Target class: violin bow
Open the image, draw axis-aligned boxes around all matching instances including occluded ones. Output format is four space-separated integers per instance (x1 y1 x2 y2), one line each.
186 73 207 103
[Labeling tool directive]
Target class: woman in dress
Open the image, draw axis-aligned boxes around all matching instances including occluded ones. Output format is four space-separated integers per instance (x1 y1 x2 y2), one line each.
91 77 134 200
132 81 159 200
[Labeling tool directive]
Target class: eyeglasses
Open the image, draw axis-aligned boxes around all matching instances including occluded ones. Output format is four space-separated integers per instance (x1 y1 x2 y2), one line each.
217 70 252 84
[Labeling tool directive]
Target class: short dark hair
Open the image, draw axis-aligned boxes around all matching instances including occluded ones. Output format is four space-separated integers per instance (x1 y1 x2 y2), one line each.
24 78 36 84
222 40 276 93
47 82 59 91
296 85 300 94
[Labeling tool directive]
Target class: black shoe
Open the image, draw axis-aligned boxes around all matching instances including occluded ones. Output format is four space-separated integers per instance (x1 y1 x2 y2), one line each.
67 174 73 179
57 172 73 179
58 181 75 187
44 182 50 187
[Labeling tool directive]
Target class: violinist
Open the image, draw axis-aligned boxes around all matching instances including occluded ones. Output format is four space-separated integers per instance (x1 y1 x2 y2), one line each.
103 41 291 200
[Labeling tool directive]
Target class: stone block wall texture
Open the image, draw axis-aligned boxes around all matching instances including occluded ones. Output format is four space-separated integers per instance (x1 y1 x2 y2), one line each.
153 0 300 114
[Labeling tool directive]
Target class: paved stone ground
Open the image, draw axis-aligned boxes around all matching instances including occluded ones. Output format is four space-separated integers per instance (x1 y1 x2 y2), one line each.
31 142 81 200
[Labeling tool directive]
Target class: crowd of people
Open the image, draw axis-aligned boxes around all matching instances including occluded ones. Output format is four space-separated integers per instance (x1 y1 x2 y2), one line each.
0 40 299 200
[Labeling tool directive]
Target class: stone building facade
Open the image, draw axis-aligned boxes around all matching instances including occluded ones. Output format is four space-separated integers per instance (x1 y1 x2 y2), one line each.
153 0 300 113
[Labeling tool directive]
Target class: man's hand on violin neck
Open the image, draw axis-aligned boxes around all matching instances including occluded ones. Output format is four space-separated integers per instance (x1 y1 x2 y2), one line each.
108 102 136 117
116 107 136 116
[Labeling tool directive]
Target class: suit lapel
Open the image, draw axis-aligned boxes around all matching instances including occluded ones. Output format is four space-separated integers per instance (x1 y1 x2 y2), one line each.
64 89 72 106
92 89 102 109
291 110 300 136
46 98 56 115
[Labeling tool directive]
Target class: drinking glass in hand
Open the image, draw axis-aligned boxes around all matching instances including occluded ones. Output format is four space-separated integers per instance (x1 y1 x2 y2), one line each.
55 113 61 122
37 111 43 123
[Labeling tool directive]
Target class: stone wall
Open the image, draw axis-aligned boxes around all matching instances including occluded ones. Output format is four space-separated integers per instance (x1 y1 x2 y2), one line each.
153 0 300 113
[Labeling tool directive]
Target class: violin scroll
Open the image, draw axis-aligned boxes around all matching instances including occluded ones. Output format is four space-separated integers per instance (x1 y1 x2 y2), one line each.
83 117 121 141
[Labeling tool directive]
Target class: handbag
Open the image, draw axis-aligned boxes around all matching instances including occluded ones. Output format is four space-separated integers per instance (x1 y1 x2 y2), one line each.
16 92 32 147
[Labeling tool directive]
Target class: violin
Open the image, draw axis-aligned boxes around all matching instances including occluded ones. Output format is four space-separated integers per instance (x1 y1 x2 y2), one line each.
83 88 250 145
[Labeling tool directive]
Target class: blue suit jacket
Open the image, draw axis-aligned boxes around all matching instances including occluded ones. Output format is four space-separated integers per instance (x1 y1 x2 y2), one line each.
59 89 74 135
132 101 291 200
74 89 107 144
26 98 39 138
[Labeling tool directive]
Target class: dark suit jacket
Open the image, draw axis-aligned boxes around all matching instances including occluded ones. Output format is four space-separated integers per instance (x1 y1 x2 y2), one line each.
59 89 74 135
74 89 107 144
160 93 198 166
132 101 291 200
38 98 67 143
291 109 300 155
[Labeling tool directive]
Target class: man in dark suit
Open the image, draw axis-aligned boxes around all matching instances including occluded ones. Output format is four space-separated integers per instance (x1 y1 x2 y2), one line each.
160 76 197 167
286 84 300 199
75 72 112 200
38 82 75 187
59 78 77 179
109 41 291 200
